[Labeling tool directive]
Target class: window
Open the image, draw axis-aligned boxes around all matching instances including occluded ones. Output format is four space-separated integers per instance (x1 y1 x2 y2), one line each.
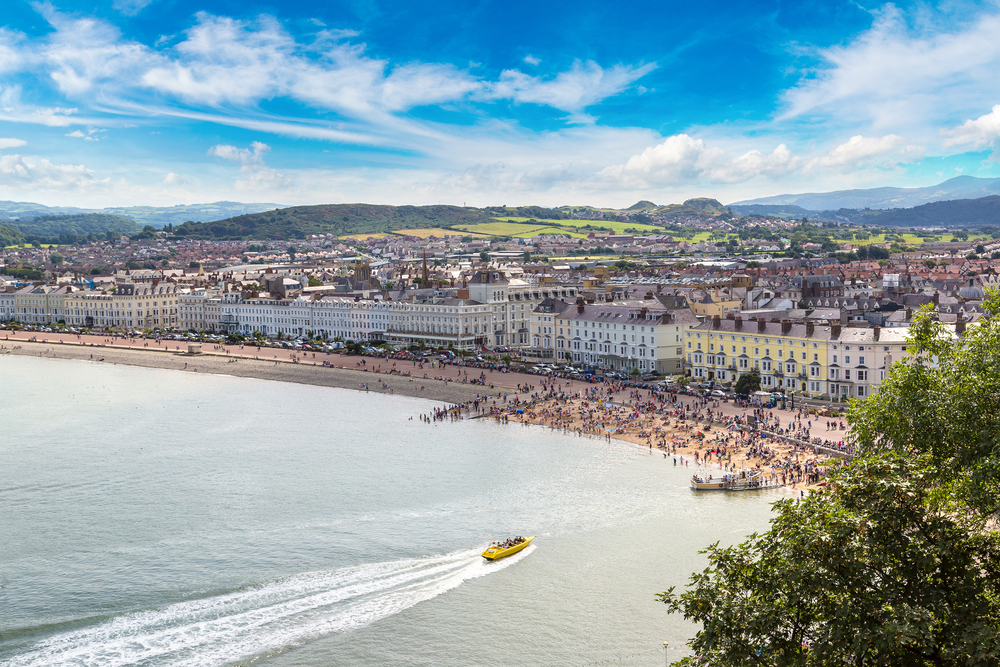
859 356 865 366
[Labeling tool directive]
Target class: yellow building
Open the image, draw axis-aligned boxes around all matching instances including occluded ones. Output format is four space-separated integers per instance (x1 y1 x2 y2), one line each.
686 315 831 397
688 290 743 319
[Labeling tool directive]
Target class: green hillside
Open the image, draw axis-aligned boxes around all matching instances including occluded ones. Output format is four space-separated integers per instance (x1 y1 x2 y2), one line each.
0 223 26 247
171 204 496 240
657 198 732 218
102 201 285 227
5 214 143 239
870 195 1000 227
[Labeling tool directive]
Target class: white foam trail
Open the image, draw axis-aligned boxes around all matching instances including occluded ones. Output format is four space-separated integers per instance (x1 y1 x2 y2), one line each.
5 545 534 667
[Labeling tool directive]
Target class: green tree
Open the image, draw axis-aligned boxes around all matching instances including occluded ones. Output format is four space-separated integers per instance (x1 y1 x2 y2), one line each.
661 296 1000 665
479 250 490 263
976 243 986 254
733 369 761 394
49 253 64 265
660 452 1000 666
307 275 323 287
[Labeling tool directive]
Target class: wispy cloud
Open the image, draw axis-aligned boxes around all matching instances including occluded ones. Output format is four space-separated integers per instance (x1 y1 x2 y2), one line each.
781 4 1000 139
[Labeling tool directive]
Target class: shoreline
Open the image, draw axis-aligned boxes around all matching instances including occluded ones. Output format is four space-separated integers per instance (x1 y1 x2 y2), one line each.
2 339 492 405
5 337 842 491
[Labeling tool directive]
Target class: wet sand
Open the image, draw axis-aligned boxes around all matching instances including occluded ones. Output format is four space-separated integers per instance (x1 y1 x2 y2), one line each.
2 339 491 405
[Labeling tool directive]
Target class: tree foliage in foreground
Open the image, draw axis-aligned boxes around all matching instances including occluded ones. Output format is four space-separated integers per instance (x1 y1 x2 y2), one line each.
660 294 1000 666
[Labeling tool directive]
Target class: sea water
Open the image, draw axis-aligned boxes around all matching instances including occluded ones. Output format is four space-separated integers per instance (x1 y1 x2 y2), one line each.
0 355 783 666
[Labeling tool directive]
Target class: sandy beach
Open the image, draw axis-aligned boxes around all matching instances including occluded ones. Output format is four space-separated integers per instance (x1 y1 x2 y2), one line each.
2 330 849 489
1 337 492 405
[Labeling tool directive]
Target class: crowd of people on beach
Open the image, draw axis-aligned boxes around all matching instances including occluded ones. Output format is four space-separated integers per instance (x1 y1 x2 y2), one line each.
412 376 850 493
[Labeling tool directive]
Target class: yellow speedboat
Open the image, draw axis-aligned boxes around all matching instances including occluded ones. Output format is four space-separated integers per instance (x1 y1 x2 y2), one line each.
482 536 534 561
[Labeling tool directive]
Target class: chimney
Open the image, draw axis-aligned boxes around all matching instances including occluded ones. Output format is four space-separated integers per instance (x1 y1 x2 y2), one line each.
956 319 966 335
758 318 767 333
873 325 880 341
726 312 735 320
712 315 721 329
933 291 939 306
831 323 841 337
806 322 815 336
771 317 780 323
781 320 792 334
735 316 743 330
457 288 470 300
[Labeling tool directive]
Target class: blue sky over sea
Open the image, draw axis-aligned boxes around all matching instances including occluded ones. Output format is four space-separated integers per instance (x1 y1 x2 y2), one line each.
3 0 1000 208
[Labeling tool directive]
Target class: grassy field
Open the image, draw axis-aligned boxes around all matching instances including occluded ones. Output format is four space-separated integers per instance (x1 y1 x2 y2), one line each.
828 233 991 245
392 227 490 239
454 221 549 236
340 232 392 240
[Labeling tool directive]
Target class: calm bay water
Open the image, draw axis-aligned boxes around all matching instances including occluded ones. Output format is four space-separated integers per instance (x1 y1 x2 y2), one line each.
0 355 783 666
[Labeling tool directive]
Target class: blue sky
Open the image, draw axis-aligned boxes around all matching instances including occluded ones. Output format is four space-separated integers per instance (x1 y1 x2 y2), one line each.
3 0 1000 208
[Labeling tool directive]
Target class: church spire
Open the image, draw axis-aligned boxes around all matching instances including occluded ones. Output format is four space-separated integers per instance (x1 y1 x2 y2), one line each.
421 251 430 289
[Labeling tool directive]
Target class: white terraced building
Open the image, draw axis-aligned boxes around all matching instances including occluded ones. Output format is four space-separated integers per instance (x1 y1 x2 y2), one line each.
217 270 579 350
569 300 699 376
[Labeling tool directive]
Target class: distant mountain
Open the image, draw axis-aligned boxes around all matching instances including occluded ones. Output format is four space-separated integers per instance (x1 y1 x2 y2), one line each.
171 204 496 240
5 214 142 239
0 200 93 219
869 195 1000 228
100 201 285 227
0 200 284 228
731 176 1000 211
626 200 659 211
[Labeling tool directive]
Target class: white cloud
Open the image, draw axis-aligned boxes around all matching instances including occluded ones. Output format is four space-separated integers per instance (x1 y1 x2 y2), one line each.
601 134 721 187
162 172 185 185
208 140 291 192
112 0 155 17
523 55 540 66
0 152 103 190
710 144 800 183
208 140 269 164
0 138 27 149
598 134 802 188
943 105 1000 158
487 60 656 123
808 134 923 172
781 5 1000 138
66 127 105 141
0 28 26 75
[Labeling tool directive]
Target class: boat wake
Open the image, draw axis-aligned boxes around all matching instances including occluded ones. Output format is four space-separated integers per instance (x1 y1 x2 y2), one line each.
6 546 534 667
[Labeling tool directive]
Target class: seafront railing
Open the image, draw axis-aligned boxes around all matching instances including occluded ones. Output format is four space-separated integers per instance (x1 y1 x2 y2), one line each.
739 425 855 460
